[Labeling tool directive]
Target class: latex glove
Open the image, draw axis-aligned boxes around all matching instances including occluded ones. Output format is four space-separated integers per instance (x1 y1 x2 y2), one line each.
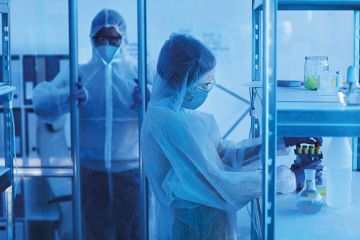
130 78 151 110
290 160 323 192
284 137 323 147
71 81 88 107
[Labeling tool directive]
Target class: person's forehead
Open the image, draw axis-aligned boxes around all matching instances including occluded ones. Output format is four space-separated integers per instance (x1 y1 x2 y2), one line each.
198 71 215 83
94 27 121 38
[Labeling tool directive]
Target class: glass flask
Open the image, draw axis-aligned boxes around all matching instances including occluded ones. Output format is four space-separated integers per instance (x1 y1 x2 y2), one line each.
304 56 329 90
338 66 360 106
296 169 323 214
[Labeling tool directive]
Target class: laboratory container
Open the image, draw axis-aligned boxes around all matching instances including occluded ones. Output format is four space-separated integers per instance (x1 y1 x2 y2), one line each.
326 137 352 208
338 66 360 106
304 56 329 90
296 169 323 214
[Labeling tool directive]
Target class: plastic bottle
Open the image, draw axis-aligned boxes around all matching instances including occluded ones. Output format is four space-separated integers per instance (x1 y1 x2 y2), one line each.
326 137 352 208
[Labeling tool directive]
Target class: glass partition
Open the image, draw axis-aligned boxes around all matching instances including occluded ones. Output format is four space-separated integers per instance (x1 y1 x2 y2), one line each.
77 0 140 239
1 1 73 239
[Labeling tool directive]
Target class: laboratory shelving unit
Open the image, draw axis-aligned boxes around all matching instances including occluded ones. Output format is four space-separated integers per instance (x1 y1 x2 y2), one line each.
0 85 15 240
251 0 360 239
0 1 15 239
0 55 74 239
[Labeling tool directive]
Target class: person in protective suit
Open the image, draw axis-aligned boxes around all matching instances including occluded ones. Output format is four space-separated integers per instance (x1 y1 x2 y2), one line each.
33 9 151 240
141 33 320 240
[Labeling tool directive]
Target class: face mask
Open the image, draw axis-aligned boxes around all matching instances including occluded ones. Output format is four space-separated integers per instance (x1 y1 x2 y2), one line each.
182 87 209 110
96 45 120 63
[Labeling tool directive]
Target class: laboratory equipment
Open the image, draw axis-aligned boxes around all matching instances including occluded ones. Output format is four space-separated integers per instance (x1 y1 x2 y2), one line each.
335 71 343 87
253 1 360 239
291 143 323 191
338 66 360 106
296 169 323 214
304 56 329 90
317 70 334 95
326 137 352 208
277 80 303 87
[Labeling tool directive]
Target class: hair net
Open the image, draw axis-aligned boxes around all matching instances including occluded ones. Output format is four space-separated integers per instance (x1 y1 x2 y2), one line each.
157 33 216 88
151 33 216 112
90 9 127 39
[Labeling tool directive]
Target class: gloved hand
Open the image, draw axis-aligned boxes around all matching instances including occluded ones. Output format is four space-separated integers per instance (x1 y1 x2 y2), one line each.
71 81 89 107
290 159 323 192
130 78 151 110
284 137 323 147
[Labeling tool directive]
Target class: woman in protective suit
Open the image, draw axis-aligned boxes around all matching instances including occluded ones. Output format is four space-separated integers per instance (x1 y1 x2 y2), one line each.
141 34 318 239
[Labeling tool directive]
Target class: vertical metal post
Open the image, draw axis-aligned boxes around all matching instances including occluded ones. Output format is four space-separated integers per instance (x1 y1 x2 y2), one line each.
69 0 82 239
2 5 14 239
353 11 360 171
5 187 13 240
250 1 262 240
137 0 148 239
262 0 277 239
252 5 261 83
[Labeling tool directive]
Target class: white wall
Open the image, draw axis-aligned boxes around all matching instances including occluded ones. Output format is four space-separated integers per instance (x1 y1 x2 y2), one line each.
10 0 354 141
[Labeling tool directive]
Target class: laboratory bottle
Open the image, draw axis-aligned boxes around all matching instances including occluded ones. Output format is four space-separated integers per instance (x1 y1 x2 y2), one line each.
335 71 343 87
304 56 329 90
338 66 360 106
296 169 323 214
326 137 352 208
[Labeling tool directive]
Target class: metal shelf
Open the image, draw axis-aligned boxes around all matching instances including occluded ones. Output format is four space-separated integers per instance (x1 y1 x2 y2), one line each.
0 85 15 104
15 167 73 177
276 87 360 136
0 168 11 193
0 0 9 14
254 0 360 10
0 84 15 97
278 102 360 136
251 0 360 239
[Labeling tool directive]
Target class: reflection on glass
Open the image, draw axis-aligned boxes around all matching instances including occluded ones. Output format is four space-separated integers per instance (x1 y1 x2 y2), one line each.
0 177 72 239
4 0 74 239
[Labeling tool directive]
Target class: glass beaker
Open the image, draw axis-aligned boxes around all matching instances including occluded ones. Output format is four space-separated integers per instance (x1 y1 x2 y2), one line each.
338 66 360 106
296 169 323 214
304 56 329 90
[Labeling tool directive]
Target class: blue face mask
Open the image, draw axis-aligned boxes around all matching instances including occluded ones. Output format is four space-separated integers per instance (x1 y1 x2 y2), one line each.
96 45 119 63
182 88 209 110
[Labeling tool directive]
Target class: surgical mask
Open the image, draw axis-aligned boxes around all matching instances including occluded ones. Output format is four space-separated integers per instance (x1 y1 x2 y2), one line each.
182 87 209 110
96 45 120 63
182 71 215 109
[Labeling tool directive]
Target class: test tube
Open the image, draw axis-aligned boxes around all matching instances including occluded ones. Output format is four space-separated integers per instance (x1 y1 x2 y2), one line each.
302 145 309 154
315 143 321 155
309 146 315 155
